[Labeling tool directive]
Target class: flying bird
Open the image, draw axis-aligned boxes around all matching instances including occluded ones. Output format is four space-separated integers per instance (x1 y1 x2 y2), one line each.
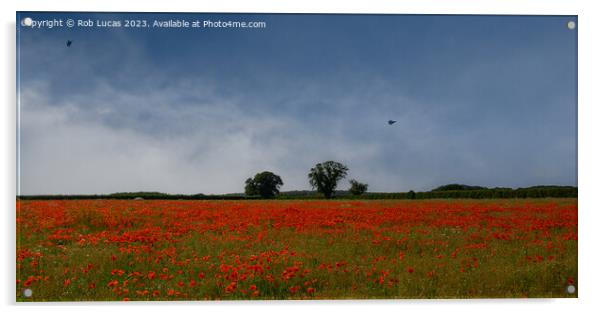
388 120 397 125
66 40 72 47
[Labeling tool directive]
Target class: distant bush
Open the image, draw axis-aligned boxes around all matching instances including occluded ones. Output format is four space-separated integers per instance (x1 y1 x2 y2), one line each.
431 184 487 192
349 179 368 196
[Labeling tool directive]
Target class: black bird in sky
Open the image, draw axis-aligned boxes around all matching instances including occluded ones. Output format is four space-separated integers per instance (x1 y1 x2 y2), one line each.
66 40 72 47
388 120 397 125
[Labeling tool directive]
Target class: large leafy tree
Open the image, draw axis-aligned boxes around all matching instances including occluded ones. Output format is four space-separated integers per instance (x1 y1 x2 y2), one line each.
244 171 284 198
308 161 349 199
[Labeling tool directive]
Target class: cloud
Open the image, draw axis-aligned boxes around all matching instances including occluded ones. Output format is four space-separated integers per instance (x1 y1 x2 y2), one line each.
19 80 297 194
18 73 444 195
17 19 577 195
18 69 577 195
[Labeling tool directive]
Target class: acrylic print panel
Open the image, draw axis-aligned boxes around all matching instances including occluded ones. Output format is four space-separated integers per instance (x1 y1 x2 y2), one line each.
16 12 577 301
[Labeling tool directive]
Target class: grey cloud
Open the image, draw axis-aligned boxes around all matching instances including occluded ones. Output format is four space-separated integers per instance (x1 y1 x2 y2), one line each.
18 31 576 195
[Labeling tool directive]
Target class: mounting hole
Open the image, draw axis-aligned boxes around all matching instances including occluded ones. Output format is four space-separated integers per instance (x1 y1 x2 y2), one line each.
567 285 576 294
23 288 32 297
567 21 576 30
21 17 33 27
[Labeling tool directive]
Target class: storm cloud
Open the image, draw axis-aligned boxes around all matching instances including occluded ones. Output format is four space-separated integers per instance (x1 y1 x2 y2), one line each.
17 13 577 195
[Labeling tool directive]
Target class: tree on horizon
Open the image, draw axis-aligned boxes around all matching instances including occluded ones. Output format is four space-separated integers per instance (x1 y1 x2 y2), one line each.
308 161 349 199
244 171 283 198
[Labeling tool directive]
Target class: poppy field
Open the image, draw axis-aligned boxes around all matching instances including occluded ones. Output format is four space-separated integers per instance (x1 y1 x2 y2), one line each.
16 199 577 301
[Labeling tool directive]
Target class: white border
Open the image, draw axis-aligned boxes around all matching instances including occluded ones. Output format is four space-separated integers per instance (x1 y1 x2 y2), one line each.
2 1 601 314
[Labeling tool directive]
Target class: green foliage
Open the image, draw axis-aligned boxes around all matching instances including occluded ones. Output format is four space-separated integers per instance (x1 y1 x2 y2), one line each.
431 184 487 192
16 185 577 201
308 161 349 199
16 192 250 200
414 186 577 199
244 171 284 198
349 179 368 196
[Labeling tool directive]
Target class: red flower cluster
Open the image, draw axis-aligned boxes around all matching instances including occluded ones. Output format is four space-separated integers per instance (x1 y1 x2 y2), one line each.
16 199 577 300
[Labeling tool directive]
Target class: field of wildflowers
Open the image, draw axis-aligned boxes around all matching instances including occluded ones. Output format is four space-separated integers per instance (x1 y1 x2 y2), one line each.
16 199 577 301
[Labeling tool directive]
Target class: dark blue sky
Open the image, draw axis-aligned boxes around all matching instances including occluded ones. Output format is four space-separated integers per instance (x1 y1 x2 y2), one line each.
17 12 577 194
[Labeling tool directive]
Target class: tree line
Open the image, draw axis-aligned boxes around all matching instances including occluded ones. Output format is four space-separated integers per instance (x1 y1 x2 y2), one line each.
17 160 577 200
242 162 577 199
